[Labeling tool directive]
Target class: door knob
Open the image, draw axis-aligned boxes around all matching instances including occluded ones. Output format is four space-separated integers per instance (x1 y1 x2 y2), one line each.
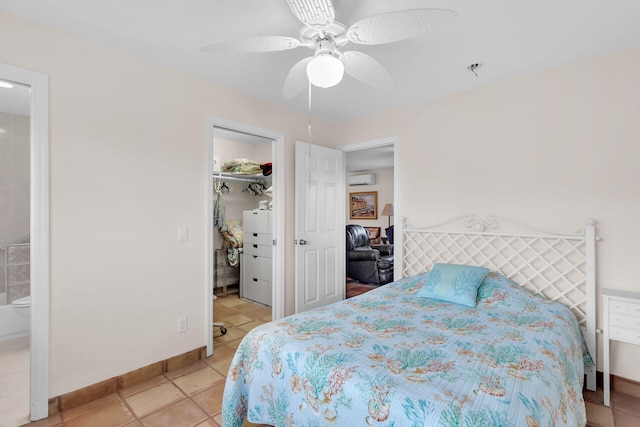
299 239 307 245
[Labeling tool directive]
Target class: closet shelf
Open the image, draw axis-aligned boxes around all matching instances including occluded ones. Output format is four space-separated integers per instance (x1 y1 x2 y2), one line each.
214 172 271 183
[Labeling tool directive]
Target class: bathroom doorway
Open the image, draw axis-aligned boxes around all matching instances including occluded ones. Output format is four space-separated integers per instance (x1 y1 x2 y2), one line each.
0 77 31 426
0 63 50 422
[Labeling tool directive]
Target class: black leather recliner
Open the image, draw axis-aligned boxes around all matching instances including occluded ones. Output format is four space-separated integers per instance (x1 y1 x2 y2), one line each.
346 224 394 284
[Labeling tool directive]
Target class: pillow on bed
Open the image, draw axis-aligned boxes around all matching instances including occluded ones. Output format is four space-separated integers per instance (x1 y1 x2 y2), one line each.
415 263 489 307
476 271 516 302
477 271 541 302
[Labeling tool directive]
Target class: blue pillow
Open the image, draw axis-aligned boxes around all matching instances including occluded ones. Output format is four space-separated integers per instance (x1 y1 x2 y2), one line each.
415 263 489 307
476 271 517 302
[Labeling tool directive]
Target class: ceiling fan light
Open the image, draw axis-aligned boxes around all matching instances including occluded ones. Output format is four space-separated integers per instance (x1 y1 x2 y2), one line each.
306 54 344 88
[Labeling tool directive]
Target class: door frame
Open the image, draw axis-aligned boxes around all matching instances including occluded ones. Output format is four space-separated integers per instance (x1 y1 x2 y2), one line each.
339 136 399 281
204 116 284 356
0 63 50 420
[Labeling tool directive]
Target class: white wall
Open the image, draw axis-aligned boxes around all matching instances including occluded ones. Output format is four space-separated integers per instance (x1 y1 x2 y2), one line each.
337 46 640 381
0 11 336 396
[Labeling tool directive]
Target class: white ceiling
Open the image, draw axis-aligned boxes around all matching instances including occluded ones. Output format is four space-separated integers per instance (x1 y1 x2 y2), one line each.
1 0 640 124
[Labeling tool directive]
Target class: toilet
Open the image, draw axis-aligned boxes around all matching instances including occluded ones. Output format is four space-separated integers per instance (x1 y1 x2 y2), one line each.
12 296 31 319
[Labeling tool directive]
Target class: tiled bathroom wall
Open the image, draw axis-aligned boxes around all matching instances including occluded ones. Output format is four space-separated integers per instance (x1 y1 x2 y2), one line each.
0 112 30 303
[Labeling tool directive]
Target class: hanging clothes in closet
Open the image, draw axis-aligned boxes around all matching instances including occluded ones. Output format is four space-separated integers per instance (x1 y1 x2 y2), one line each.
213 172 227 231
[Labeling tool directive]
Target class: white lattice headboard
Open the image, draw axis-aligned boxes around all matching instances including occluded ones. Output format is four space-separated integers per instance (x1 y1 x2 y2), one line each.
397 215 598 391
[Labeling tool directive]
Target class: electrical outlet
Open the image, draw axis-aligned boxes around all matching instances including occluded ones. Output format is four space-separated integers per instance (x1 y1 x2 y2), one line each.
177 316 188 333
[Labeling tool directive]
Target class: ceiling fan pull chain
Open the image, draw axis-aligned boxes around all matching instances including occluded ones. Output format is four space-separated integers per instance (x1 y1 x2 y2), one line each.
307 80 313 145
307 81 313 181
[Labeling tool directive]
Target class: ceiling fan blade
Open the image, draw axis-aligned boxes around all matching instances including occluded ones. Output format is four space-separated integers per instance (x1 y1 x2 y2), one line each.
342 51 394 90
286 0 335 30
201 36 301 53
347 8 457 45
283 56 313 100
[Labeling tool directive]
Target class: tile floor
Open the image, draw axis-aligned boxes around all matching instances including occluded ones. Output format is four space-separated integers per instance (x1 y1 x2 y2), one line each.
584 382 640 427
17 294 271 427
0 335 30 427
5 293 640 427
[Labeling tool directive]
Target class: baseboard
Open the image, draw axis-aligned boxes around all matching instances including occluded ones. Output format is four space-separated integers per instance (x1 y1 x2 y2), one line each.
47 346 206 415
590 370 640 399
611 373 640 399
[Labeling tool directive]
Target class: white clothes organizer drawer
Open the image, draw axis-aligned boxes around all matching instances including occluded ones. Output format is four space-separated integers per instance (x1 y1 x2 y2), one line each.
241 210 272 306
244 232 273 258
602 288 640 406
243 209 270 232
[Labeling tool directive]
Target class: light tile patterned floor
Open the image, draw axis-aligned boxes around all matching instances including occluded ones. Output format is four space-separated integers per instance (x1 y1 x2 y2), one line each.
0 335 30 427
6 293 640 427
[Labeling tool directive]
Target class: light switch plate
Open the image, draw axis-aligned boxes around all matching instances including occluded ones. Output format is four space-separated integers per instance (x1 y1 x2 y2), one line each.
177 316 188 333
178 226 188 242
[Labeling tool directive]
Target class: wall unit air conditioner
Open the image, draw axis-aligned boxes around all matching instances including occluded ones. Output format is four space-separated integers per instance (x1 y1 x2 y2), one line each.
347 173 376 186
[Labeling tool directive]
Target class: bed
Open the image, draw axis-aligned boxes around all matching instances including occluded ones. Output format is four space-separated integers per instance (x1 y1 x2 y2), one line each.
221 216 598 427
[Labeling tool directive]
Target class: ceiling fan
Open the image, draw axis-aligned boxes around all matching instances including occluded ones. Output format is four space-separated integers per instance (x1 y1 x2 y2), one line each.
201 0 457 99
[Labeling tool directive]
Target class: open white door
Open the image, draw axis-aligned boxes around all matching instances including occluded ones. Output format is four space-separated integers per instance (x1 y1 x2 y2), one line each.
295 141 345 313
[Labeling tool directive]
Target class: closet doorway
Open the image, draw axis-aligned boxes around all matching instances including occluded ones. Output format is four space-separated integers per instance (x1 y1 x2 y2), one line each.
205 116 284 356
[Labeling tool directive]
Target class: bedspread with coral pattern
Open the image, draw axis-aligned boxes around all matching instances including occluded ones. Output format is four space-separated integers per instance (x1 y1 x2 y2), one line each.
221 272 588 427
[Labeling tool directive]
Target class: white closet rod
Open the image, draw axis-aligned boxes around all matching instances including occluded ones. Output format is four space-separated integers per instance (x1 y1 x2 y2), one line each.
214 172 270 183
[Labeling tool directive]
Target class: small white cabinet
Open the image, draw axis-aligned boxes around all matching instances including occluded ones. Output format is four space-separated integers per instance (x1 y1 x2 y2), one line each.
602 288 640 406
241 210 272 306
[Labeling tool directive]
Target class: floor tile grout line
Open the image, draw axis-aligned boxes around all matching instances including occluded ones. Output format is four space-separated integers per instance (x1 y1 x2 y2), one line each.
157 369 223 426
35 347 232 426
185 388 220 424
610 392 640 417
114 392 141 425
117 374 192 424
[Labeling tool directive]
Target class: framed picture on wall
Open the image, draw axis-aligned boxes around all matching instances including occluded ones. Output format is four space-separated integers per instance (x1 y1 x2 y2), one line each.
350 191 378 219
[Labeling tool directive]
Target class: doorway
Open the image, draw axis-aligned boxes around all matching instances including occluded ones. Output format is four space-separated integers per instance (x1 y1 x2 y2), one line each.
292 137 397 313
0 63 50 422
342 137 398 297
205 116 284 356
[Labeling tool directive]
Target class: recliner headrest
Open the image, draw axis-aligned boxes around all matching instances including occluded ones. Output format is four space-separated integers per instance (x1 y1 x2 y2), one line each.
346 224 370 250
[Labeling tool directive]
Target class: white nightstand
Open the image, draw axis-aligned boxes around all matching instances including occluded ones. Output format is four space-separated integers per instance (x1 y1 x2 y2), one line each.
602 288 640 406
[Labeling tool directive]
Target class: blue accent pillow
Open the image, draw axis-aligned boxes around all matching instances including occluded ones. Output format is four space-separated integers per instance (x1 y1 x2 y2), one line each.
415 263 489 307
476 271 517 302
